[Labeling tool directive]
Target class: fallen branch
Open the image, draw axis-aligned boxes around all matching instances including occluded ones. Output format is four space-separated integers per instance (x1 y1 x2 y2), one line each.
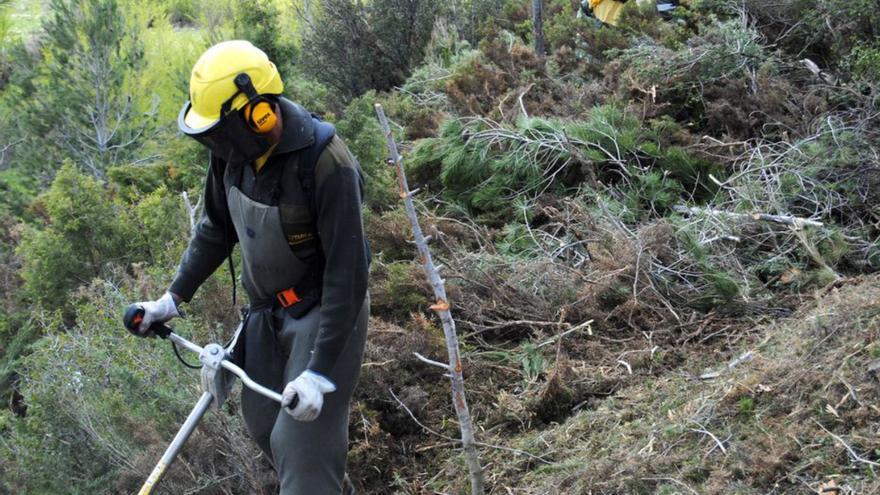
699 351 754 380
536 319 593 348
414 352 450 370
689 421 728 455
814 420 880 469
673 205 824 229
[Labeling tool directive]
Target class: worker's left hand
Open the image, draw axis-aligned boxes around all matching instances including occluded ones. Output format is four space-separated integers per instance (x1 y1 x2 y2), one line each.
282 370 337 421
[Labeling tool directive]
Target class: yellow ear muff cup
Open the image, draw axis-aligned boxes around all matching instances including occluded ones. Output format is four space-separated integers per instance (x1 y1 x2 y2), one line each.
245 101 277 134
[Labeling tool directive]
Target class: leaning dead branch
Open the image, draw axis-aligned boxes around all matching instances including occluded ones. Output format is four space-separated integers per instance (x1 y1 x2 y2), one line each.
376 103 485 495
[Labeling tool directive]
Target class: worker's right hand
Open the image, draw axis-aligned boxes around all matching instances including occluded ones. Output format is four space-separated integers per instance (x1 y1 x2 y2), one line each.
133 292 180 337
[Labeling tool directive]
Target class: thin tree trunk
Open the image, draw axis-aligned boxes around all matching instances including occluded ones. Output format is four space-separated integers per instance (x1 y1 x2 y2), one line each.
375 103 485 495
532 0 545 58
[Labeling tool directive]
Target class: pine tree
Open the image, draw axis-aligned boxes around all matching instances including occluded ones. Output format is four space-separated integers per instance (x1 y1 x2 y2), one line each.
21 0 155 179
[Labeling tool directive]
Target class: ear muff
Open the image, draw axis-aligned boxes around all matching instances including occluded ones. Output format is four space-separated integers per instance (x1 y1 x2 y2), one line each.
234 73 278 134
244 100 277 133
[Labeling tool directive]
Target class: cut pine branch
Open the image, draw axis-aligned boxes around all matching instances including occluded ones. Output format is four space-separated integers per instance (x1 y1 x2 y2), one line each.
673 205 824 229
375 103 485 495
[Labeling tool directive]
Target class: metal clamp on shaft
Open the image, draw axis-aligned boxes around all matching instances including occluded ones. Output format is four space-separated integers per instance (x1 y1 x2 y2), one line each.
199 343 232 410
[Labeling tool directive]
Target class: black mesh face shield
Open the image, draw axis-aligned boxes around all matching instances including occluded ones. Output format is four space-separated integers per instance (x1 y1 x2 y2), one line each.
177 93 275 164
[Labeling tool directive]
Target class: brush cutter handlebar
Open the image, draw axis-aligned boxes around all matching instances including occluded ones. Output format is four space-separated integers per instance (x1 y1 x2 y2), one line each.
122 304 297 409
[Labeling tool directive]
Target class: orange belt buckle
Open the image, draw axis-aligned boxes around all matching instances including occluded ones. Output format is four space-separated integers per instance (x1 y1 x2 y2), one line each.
277 288 301 308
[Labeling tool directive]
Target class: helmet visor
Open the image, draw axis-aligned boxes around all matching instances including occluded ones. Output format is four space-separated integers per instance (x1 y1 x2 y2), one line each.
178 101 273 164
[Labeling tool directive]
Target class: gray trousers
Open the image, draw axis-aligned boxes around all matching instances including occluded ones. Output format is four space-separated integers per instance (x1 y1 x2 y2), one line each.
240 296 369 494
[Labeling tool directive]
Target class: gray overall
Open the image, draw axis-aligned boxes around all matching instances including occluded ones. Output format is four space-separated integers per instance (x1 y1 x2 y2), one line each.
227 185 368 494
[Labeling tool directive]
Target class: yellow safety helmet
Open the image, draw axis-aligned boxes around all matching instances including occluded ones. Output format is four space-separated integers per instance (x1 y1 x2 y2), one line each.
183 40 284 130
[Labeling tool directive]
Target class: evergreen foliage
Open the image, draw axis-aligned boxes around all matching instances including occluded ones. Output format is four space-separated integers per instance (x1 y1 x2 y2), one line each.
410 106 719 221
15 0 157 178
300 0 440 100
233 0 297 76
18 163 148 307
334 91 397 210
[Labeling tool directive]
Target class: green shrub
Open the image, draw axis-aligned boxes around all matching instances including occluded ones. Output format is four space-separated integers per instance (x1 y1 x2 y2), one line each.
844 42 880 82
162 0 198 25
0 282 263 494
134 185 189 265
301 0 440 100
17 228 86 306
409 105 718 222
17 0 157 178
370 261 428 321
17 163 148 306
616 19 770 131
334 91 397 210
233 0 297 76
286 72 332 113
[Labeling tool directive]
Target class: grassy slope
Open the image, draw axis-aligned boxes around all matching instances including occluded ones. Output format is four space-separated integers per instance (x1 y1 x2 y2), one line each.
467 276 880 494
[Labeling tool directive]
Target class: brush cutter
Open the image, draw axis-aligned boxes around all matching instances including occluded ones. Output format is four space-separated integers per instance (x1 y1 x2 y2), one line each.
122 305 297 495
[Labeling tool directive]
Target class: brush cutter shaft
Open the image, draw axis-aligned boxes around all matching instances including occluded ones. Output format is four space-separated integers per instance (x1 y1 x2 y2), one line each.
138 392 213 495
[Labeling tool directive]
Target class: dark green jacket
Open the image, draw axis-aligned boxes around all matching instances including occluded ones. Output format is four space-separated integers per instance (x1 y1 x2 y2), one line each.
169 98 370 376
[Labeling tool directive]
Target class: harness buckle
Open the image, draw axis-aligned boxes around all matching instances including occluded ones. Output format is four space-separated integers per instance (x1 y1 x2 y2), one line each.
276 288 301 308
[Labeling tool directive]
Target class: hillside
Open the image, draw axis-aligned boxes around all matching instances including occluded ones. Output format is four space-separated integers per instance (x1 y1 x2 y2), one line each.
0 0 878 494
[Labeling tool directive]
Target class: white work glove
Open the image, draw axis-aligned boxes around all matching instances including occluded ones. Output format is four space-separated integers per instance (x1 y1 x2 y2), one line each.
282 370 337 422
135 292 180 336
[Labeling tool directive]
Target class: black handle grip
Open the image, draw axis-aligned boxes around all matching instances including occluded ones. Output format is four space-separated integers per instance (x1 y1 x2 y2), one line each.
286 394 299 410
123 304 172 338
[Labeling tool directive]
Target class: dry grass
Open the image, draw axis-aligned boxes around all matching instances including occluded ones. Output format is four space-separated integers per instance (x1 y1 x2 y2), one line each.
435 275 880 494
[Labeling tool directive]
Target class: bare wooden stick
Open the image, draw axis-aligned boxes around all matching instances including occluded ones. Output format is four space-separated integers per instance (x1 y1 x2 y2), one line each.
376 104 485 495
536 319 593 348
689 422 728 455
414 352 451 370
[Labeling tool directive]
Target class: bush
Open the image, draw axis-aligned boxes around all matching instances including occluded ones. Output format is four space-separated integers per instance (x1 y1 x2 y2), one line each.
742 0 880 68
409 105 719 222
301 0 440 101
233 0 297 76
17 0 157 178
0 281 267 494
616 19 772 133
334 92 397 210
844 42 880 82
17 163 148 306
369 261 430 322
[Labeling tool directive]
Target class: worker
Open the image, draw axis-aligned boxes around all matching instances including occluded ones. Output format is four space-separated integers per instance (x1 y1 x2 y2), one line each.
579 0 678 26
130 40 369 495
